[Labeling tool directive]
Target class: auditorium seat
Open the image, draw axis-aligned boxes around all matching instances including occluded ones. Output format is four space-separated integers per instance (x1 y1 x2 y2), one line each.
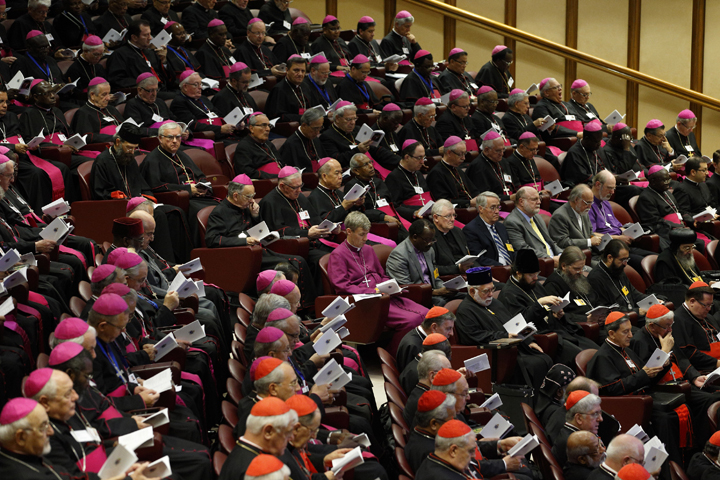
669 461 689 480
609 201 660 252
189 245 263 294
627 195 641 223
707 401 720 432
77 161 94 200
249 90 268 112
392 423 407 448
384 382 407 407
235 308 250 329
377 347 399 375
521 402 544 432
382 364 405 396
372 244 433 308
395 446 414 478
238 292 255 314
71 199 128 244
217 423 236 453
221 400 238 428
624 265 647 294
64 108 79 126
640 254 658 287
226 377 243 405
574 349 597 376
693 249 712 271
389 402 410 433
213 452 227 477
707 240 719 269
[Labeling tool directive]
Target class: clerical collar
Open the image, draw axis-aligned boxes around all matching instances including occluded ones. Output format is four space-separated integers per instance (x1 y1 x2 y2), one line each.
684 177 698 186
238 437 264 451
563 422 580 432
417 325 427 338
345 241 362 252
605 338 623 349
413 427 436 440
600 463 618 476
129 41 144 51
318 182 333 192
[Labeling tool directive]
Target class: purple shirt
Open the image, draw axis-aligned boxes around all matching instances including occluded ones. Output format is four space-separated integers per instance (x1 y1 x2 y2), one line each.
414 246 432 284
589 197 623 235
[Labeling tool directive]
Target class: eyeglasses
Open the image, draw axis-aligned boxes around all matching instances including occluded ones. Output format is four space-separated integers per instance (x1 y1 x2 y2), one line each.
451 150 467 158
437 213 457 219
411 155 426 161
0 172 13 178
141 87 159 93
420 237 436 245
697 299 713 309
241 193 256 199
104 321 126 331
285 183 304 191
161 134 182 140
577 92 592 98
483 99 499 105
679 245 696 253
25 421 51 434
453 103 471 110
277 0 293 4
186 82 202 88
581 411 603 419
479 287 495 295
452 60 468 66
327 26 342 32
579 199 593 206
249 29 267 36
344 117 358 122
485 205 501 211
253 123 271 129
547 84 562 91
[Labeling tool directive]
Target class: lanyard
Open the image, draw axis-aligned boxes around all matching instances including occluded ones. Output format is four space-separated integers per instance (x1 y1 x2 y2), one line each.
346 74 370 102
28 53 52 82
96 340 131 390
308 75 331 105
413 69 434 96
167 45 193 69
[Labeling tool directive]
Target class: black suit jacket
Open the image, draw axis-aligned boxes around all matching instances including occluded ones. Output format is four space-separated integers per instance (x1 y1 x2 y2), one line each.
432 227 471 276
462 216 514 265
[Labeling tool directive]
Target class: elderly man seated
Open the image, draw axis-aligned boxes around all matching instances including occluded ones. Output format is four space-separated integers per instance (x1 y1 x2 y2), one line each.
336 54 383 113
8 0 65 54
399 49 441 103
635 119 677 168
385 140 433 223
163 22 202 89
673 282 720 369
438 48 478 97
467 132 516 202
566 79 609 129
397 98 444 157
124 73 179 137
309 16 351 73
475 45 513 97
142 0 181 35
508 133 549 193
179 0 221 41
71 77 125 143
531 77 582 140
380 10 422 62
301 55 338 110
548 184 603 255
462 192 514 265
405 390 456 473
65 35 107 95
211 62 257 118
170 70 237 140
564 431 607 480
236 18 283 77
560 120 606 186
427 136 478 208
503 89 547 142
431 199 477 276
435 90 480 147
666 109 701 157
587 434 647 480
93 0 132 42
505 186 561 263
309 157 367 223
688 432 720 479
11 30 65 91
273 18 311 63
233 113 284 178
266 55 310 123
551 391 604 465
471 86 511 143
655 229 712 286
279 109 327 172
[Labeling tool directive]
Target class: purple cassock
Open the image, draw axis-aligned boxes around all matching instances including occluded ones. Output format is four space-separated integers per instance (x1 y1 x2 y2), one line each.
328 240 428 355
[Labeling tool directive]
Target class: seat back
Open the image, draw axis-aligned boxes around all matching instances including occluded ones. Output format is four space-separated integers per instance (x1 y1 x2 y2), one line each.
221 400 238 427
372 244 394 270
64 108 79 125
228 358 246 383
213 451 227 476
226 377 243 405
190 246 263 294
694 249 712 271
384 382 407 407
185 148 225 178
624 265 647 294
521 402 544 432
669 461 689 480
377 347 399 375
445 299 462 315
71 200 128 245
395 446 414 478
217 424 236 453
249 90 269 112
640 254 658 286
627 195 641 223
69 297 86 317
382 364 405 395
610 201 633 224
529 421 551 447
707 240 720 269
575 349 598 376
318 254 336 295
535 157 561 182
236 308 251 328
238 292 256 313
392 423 407 448
233 322 247 344
550 464 566 480
196 205 216 248
77 161 94 200
708 400 720 432
78 281 93 302
389 402 410 432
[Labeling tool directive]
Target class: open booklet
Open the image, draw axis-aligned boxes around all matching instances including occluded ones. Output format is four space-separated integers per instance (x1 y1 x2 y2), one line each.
503 313 537 340
456 250 486 265
246 221 280 245
344 183 370 202
355 123 385 147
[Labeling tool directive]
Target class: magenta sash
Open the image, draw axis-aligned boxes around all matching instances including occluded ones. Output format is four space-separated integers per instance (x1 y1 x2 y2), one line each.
150 120 174 129
258 162 282 174
222 65 230 78
2 135 24 144
558 120 584 132
296 213 309 228
663 213 683 225
82 445 108 473
330 71 345 78
59 245 87 269
499 211 510 219
630 181 650 188
378 205 411 230
318 238 340 249
4 319 34 367
367 232 396 247
27 151 65 201
100 125 118 135
43 133 67 145
198 118 224 127
399 59 412 66
183 138 215 153
28 291 49 307
181 370 206 415
402 192 433 207
98 406 124 421
365 151 390 179
454 219 465 229
343 357 360 373
77 150 102 159
547 146 564 157
107 385 127 398
466 139 479 152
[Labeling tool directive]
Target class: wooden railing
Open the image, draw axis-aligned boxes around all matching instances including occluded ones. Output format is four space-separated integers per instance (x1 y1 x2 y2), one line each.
403 0 720 111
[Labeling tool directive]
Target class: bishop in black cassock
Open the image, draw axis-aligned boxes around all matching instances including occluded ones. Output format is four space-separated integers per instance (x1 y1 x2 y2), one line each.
379 22 422 61
399 55 442 104
64 40 107 97
426 141 479 208
466 143 517 202
434 101 480 147
236 35 278 77
92 8 131 41
123 79 177 138
210 76 257 118
265 74 311 123
233 119 284 179
71 94 124 145
635 168 691 250
348 29 384 68
194 36 235 81
560 125 606 186
105 39 168 92
335 56 382 113
170 86 232 139
666 111 701 157
219 1 253 38
301 66 338 110
279 124 327 172
321 116 399 169
310 24 351 72
179 1 219 40
476 46 514 98
272 23 311 63
438 49 478 96
258 0 293 35
141 1 180 35
634 125 677 168
384 151 430 222
308 158 364 224
164 27 202 89
52 8 97 49
397 104 444 157
7 13 63 52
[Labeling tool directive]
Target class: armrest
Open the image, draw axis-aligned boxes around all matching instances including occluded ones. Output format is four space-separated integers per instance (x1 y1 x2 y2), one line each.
82 143 112 151
627 311 639 326
400 283 433 308
323 406 349 430
315 295 390 344
272 122 300 137
189 269 205 282
38 146 72 167
154 190 190 213
127 408 171 435
173 307 195 325
577 322 599 343
130 361 181 410
179 296 199 313
135 432 164 461
267 237 309 258
465 407 493 425
547 136 578 151
533 332 558 361
653 381 692 396
9 282 29 304
36 253 51 274
634 234 660 253
369 222 399 242
491 266 512 283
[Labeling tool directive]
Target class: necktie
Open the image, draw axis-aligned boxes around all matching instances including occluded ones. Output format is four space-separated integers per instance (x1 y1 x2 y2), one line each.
530 217 553 256
490 225 511 265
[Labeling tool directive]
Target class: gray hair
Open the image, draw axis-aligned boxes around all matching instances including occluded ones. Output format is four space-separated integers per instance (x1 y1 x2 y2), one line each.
565 393 601 422
252 293 291 328
431 199 454 216
446 139 465 154
245 465 291 480
253 362 287 395
448 91 469 107
415 394 456 428
475 191 500 208
592 170 614 186
645 308 674 325
138 75 158 90
158 122 181 136
29 0 51 8
508 91 528 108
558 246 586 270
541 78 558 96
227 181 246 197
249 114 269 127
88 81 109 96
417 350 449 380
349 153 368 170
0 416 33 444
309 61 329 72
677 114 696 125
245 409 298 435
253 336 285 358
301 108 324 126
395 15 414 26
91 267 125 296
49 325 96 350
124 261 145 279
435 431 475 452
82 42 104 53
279 172 301 185
414 103 435 117
345 211 371 231
568 184 591 202
515 186 535 203
180 73 199 88
335 103 356 118
481 136 504 150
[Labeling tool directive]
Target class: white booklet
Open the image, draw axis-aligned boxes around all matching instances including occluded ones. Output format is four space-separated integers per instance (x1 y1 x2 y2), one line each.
319 314 347 333
382 54 407 63
637 294 660 310
142 368 173 394
598 233 613 251
57 78 80 95
673 154 689 165
0 249 20 272
480 392 503 410
145 456 172 478
604 110 626 124
331 446 364 475
701 364 720 388
150 29 171 49
118 426 154 451
201 77 219 90
168 271 199 298
247 221 278 242
550 292 570 313
63 133 87 149
318 219 341 232
173 320 206 343
7 70 25 90
102 28 127 43
544 179 568 197
538 115 555 132
352 433 371 447
376 278 402 295
3 267 27 290
177 257 203 275
587 303 619 320
525 83 538 94
343 183 370 202
313 328 342 356
627 424 650 443
480 412 513 439
248 73 264 89
153 333 179 361
643 436 668 472
42 198 71 217
417 200 434 217
443 276 467 290
693 209 715 223
313 359 344 386
0 296 14 316
40 217 70 243
321 296 355 318
355 123 385 147
622 222 650 239
141 408 169 428
99 444 137 480
26 128 45 149
464 353 490 373
223 106 249 126
456 250 486 265
616 170 639 182
503 313 537 340
329 370 352 390
507 433 539 457
644 348 670 369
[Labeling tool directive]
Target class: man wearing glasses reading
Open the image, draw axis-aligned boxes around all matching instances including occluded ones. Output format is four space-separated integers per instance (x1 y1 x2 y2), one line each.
532 77 583 141
237 18 284 77
427 136 478 208
233 113 283 178
635 119 677 168
666 109 701 157
566 79 610 131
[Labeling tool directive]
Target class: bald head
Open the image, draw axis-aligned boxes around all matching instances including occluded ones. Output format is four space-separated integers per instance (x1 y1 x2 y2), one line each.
564 376 600 400
129 210 155 251
605 434 644 470
567 431 603 466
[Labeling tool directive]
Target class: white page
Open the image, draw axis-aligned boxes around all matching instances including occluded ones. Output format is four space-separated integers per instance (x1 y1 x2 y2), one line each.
456 250 485 265
247 221 274 241
417 200 434 217
355 123 374 143
150 29 171 48
644 446 668 473
480 412 513 439
627 424 650 442
145 456 172 478
550 292 570 313
99 444 137 480
637 294 659 310
694 209 714 222
321 296 354 318
313 328 342 356
200 78 219 89
443 276 467 290
319 314 347 333
173 320 205 343
0 297 14 316
352 293 382 302
504 313 529 335
480 392 503 410
142 408 169 427
616 170 638 182
598 233 613 251
526 83 538 94
313 359 344 386
343 184 369 202
329 370 352 390
7 70 24 90
376 279 401 295
352 433 370 447
40 217 70 243
248 73 264 89
331 446 364 475
538 115 555 132
544 179 568 196
26 128 45 149
604 110 625 124
318 219 340 231
154 333 179 361
0 249 20 272
3 267 27 289
644 348 670 369
57 78 79 95
168 271 188 294
63 133 87 149
223 106 245 126
464 353 490 373
507 434 539 457
142 368 173 393
622 222 649 239
102 28 123 43
118 427 154 451
177 257 202 275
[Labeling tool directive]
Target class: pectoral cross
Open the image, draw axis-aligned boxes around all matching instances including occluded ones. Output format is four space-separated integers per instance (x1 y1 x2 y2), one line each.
361 275 370 287
503 185 511 195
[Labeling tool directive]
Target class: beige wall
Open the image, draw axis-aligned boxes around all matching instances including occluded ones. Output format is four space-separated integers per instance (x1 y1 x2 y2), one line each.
328 0 713 150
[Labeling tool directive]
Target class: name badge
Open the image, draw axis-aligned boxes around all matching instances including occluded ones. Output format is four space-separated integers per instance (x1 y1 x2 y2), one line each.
586 112 596 119
507 77 514 87
625 359 637 369
432 97 442 104
390 144 399 152
238 232 247 239
302 384 309 394
565 115 576 121
377 198 389 207
621 286 629 296
103 116 115 122
492 123 501 132
57 133 67 142
146 60 152 67
283 20 291 30
686 145 694 152
470 82 478 89
574 298 586 306
505 243 514 252
152 113 164 122
46 34 54 42
503 174 512 183
128 373 139 384
433 268 439 279
716 332 720 342
413 186 424 194
693 276 702 282
301 52 311 59
402 47 409 54
243 107 254 116
71 428 102 443
299 210 310 220
0 37 3 45
229 56 236 64
375 55 382 63
207 112 218 119
677 213 683 221
161 17 168 24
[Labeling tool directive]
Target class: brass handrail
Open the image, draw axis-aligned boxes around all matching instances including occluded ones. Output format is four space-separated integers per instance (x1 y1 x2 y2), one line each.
404 0 720 111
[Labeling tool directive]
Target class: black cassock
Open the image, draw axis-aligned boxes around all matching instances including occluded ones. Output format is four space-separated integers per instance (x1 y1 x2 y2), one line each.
531 98 580 142
279 129 327 172
655 240 712 286
632 324 720 444
348 35 384 67
454 295 553 389
371 121 402 155
560 141 606 186
379 29 422 61
599 142 643 174
320 124 399 169
258 1 292 35
123 95 175 138
503 110 542 143
666 125 701 157
179 2 219 40
194 40 233 80
674 178 714 216
141 6 180 35
170 93 226 137
432 227 474 276
476 61 514 98
7 15 63 51
542 270 596 333
258 186 334 265
0 449 84 480
470 109 509 143
587 339 688 466
218 439 263 480
384 165 429 222
10 52 63 85
219 2 253 38
272 35 310 64
71 102 124 144
508 151 543 189
310 35 351 72
205 198 317 302
438 68 478 96
92 11 131 40
19 105 91 169
435 110 479 143
635 187 690 250
265 78 310 123
335 75 380 113
64 55 107 97
139 145 220 244
498 277 596 366
106 43 168 90
466 153 516 202
235 40 277 77
343 176 407 237
635 137 676 168
397 118 443 157
396 327 425 374
52 11 97 49
308 184 361 223
232 135 284 179
76 384 143 436
426 160 478 208
165 45 202 89
398 70 441 104
301 76 338 110
587 261 648 314
566 99 605 125
210 84 257 118
672 305 720 372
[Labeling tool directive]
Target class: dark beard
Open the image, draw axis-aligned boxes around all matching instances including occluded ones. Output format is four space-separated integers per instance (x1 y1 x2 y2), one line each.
559 271 591 296
517 276 535 291
606 262 625 278
114 146 133 166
